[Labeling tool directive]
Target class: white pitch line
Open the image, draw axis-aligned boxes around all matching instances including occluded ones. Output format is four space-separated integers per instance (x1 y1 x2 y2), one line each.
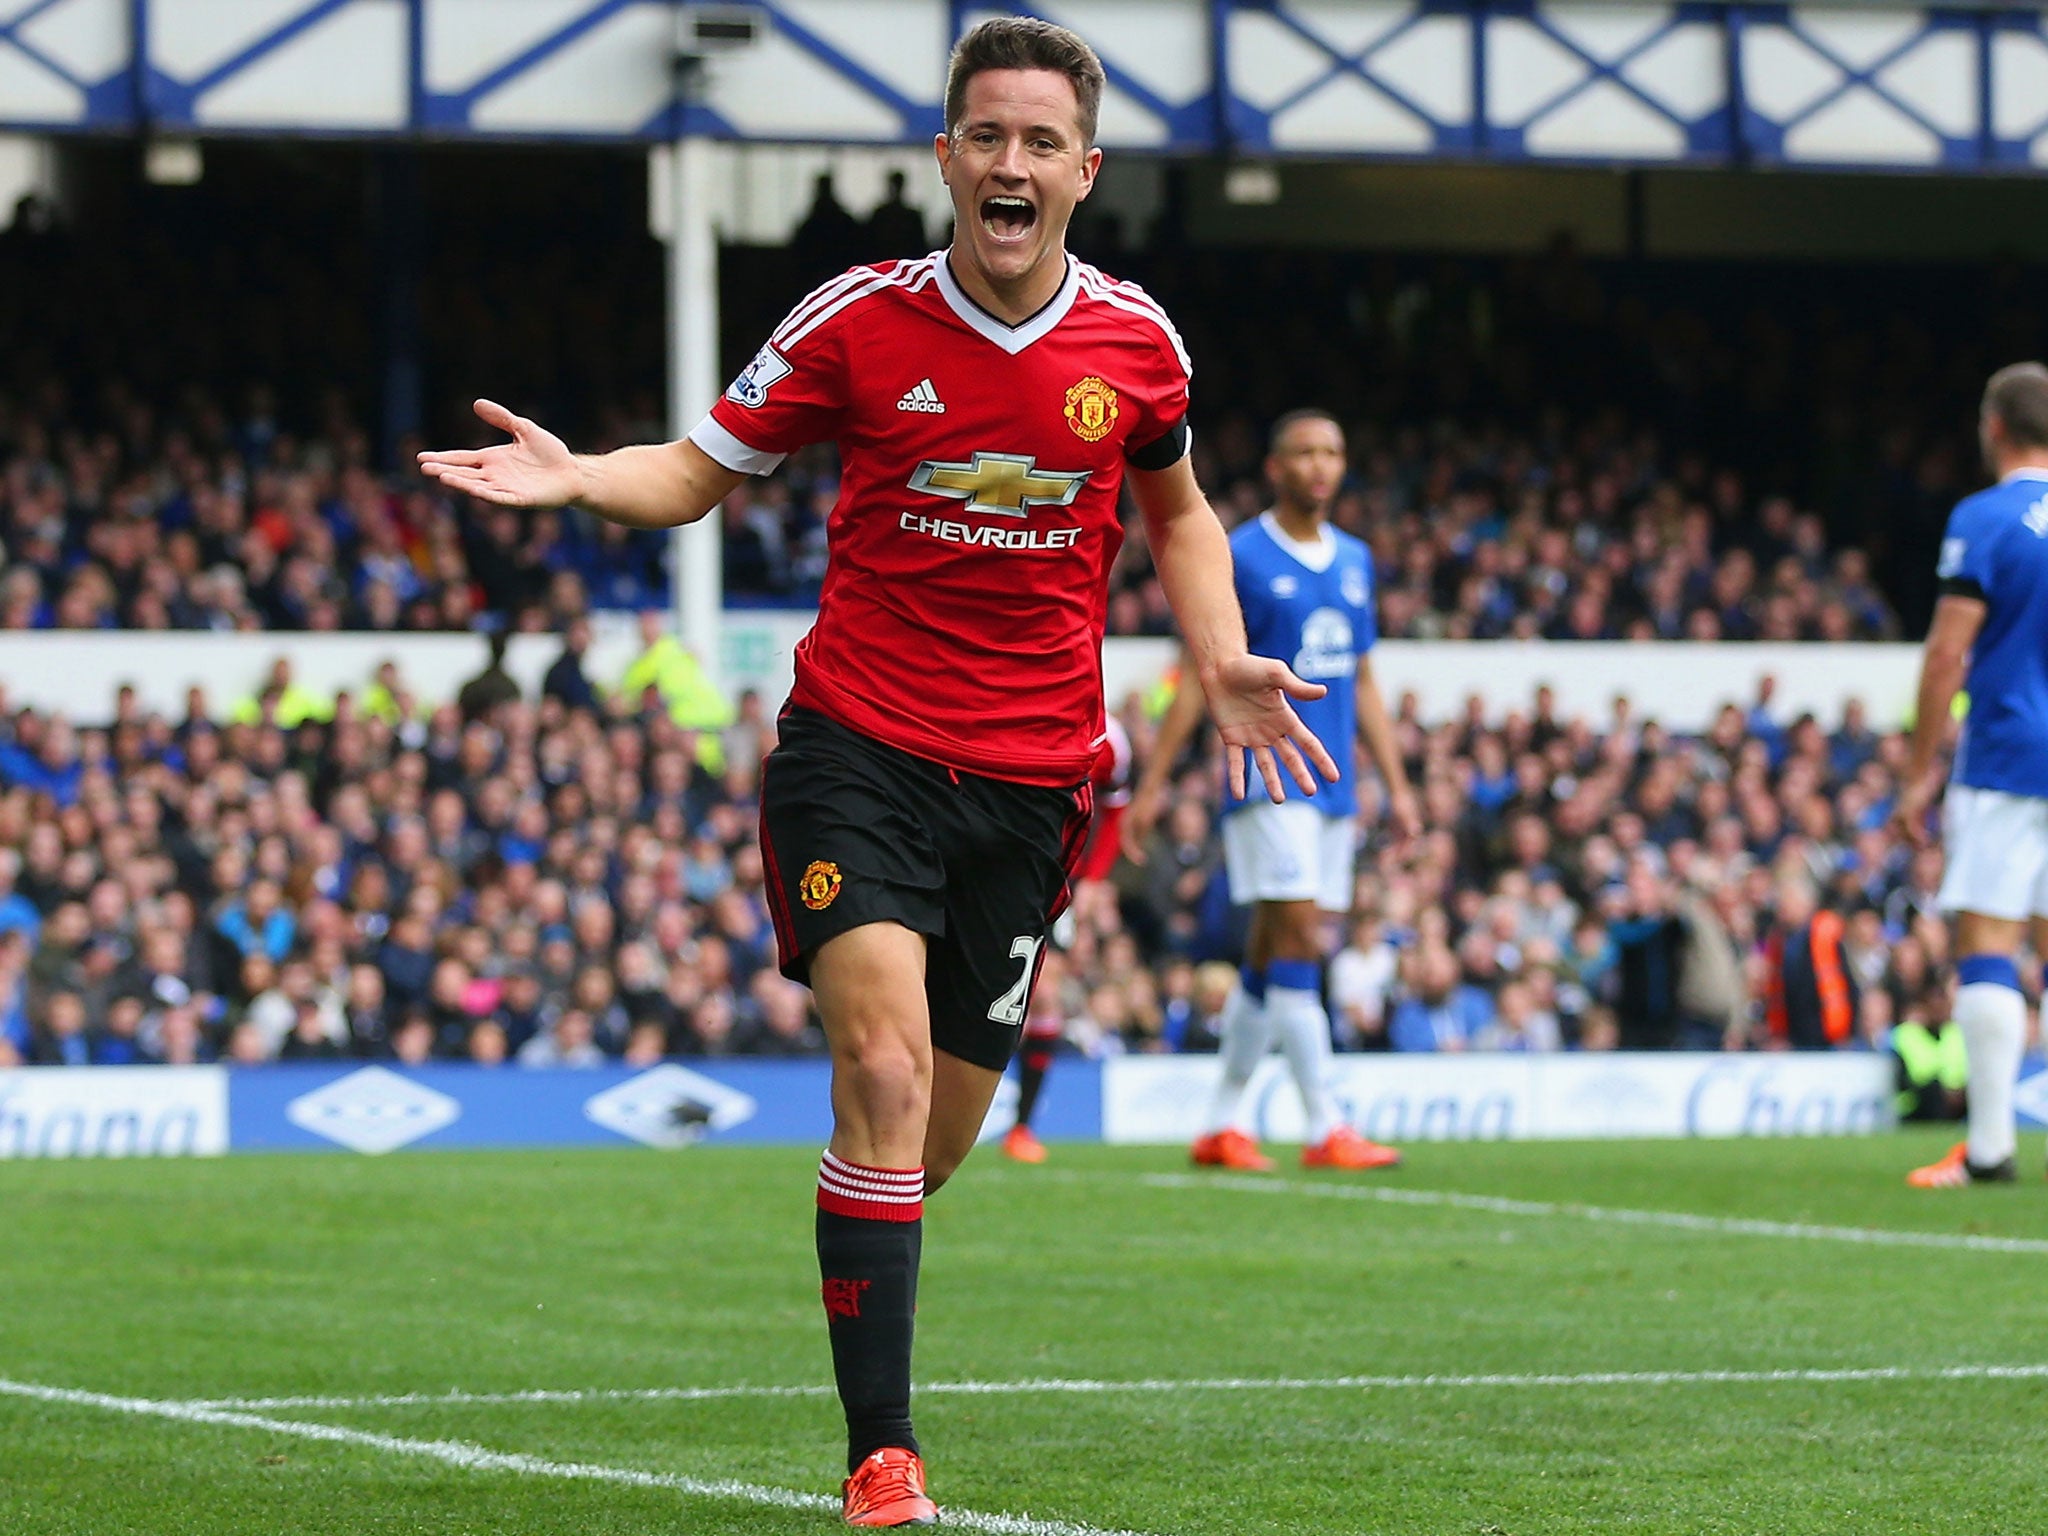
187 1361 2048 1413
1138 1171 2048 1254
0 1376 1148 1536
194 1383 838 1410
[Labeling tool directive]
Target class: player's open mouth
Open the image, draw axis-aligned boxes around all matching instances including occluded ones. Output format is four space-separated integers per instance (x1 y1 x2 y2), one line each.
980 195 1036 243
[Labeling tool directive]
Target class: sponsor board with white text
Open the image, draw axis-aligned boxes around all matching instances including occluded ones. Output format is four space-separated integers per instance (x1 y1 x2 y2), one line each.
0 1067 228 1158
1103 1054 1895 1144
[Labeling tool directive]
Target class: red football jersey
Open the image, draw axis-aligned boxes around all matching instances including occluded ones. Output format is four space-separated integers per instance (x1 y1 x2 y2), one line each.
691 253 1191 787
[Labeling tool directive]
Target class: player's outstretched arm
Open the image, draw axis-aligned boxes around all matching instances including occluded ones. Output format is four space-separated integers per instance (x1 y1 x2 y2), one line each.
417 399 745 531
1129 456 1340 805
1892 593 1985 846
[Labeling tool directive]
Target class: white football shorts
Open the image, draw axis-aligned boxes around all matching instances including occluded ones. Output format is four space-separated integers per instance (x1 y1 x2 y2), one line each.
1221 800 1358 912
1939 784 2048 921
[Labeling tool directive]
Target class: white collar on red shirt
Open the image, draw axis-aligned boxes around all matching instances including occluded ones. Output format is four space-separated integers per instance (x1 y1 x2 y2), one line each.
935 252 1081 355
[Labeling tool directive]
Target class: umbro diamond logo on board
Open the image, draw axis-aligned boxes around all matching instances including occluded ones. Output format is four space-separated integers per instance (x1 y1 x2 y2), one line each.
897 379 946 414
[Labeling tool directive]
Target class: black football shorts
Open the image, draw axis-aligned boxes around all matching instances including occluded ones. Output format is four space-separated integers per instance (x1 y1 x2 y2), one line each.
759 706 1092 1071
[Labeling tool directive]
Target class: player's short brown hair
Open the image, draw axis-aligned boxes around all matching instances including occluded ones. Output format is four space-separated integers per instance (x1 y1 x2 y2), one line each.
944 17 1105 147
1983 362 2048 450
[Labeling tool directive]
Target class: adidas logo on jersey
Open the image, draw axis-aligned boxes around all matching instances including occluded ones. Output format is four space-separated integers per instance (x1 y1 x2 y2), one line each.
897 379 946 414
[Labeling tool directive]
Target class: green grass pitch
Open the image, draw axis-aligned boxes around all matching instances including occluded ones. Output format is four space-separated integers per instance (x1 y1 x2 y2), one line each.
5 1132 2048 1535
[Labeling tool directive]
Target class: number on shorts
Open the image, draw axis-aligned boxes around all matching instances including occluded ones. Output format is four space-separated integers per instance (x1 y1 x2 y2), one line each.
987 935 1044 1026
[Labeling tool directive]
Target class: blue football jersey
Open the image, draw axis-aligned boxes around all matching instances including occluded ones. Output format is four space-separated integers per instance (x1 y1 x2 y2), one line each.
1222 513 1375 820
1938 468 2048 798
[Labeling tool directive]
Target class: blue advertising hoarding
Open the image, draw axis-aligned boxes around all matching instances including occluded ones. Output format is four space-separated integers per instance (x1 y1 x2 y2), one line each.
224 1059 1105 1155
0 1049 2028 1158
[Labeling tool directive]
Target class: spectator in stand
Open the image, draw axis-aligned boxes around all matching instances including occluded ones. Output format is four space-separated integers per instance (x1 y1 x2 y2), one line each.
215 881 296 966
1675 878 1752 1050
0 850 42 943
1607 864 1686 1049
1762 876 1859 1050
456 630 521 722
0 931 29 1063
1474 978 1561 1052
0 715 84 806
0 644 1994 1078
544 615 600 713
35 989 90 1066
616 609 732 737
3 359 1916 635
1389 945 1494 1052
1329 914 1398 1050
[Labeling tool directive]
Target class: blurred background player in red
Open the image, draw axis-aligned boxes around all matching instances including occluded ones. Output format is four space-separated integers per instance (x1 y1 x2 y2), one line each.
1003 718 1130 1163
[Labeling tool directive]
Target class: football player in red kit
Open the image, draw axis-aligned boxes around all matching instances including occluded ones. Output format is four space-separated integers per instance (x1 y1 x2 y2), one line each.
419 18 1335 1527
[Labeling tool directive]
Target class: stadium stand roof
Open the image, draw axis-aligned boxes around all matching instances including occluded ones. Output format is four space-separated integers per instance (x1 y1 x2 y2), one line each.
7 1 2048 172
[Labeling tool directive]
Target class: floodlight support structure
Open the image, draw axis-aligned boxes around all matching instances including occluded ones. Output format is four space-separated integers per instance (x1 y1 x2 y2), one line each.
666 105 723 692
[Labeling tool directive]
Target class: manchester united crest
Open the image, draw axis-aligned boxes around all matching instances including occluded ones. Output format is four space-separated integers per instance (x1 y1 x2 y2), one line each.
799 860 842 911
1064 376 1119 443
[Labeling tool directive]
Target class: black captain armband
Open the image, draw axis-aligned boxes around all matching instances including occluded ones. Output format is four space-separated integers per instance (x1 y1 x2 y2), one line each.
1125 417 1191 471
1939 576 1988 602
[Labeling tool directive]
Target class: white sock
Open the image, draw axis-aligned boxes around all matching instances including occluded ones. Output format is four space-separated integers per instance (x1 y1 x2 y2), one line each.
1207 983 1271 1134
1269 985 1337 1144
1956 980 2025 1168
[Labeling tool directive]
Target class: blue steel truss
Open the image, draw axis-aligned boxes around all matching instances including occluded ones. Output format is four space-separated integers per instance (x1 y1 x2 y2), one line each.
1224 0 1479 156
1986 8 2048 164
2 1 2047 171
1481 1 1735 161
1733 3 1982 165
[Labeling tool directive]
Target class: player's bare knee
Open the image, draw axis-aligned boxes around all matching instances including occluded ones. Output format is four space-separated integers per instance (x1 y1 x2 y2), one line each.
836 1035 933 1124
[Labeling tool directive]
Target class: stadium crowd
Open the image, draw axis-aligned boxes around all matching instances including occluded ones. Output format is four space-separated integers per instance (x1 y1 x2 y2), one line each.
0 634 1963 1071
4 190 2006 1073
0 387 1899 645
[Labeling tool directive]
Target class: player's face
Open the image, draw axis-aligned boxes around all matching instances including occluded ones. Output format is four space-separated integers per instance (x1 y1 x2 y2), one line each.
1266 417 1347 515
937 69 1100 303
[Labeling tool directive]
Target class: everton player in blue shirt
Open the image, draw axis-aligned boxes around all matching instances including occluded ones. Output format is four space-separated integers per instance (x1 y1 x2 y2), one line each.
1896 363 2048 1188
1129 409 1419 1170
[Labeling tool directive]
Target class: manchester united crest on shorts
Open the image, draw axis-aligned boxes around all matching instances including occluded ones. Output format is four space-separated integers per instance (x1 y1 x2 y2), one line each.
799 859 843 911
1064 376 1118 442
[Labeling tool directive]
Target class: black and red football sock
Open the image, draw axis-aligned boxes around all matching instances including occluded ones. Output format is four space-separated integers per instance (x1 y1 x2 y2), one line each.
816 1152 923 1472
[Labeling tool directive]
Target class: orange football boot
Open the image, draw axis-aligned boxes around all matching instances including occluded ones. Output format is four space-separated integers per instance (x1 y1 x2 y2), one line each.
842 1447 937 1528
1302 1125 1402 1170
1906 1141 2015 1188
1001 1123 1048 1163
1189 1128 1276 1172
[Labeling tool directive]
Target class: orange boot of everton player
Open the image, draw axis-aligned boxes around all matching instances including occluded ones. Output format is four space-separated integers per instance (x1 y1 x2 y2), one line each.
1190 1128 1277 1172
1302 1125 1402 1170
1906 1141 2016 1188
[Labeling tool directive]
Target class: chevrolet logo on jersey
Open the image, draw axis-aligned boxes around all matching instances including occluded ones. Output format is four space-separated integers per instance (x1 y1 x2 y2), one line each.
908 453 1091 518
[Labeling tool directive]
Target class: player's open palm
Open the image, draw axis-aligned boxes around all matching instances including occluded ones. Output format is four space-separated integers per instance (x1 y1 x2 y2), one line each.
1206 653 1340 803
416 399 582 509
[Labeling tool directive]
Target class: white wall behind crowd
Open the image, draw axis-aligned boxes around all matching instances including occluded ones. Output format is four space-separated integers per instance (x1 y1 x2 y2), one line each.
0 617 1919 731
